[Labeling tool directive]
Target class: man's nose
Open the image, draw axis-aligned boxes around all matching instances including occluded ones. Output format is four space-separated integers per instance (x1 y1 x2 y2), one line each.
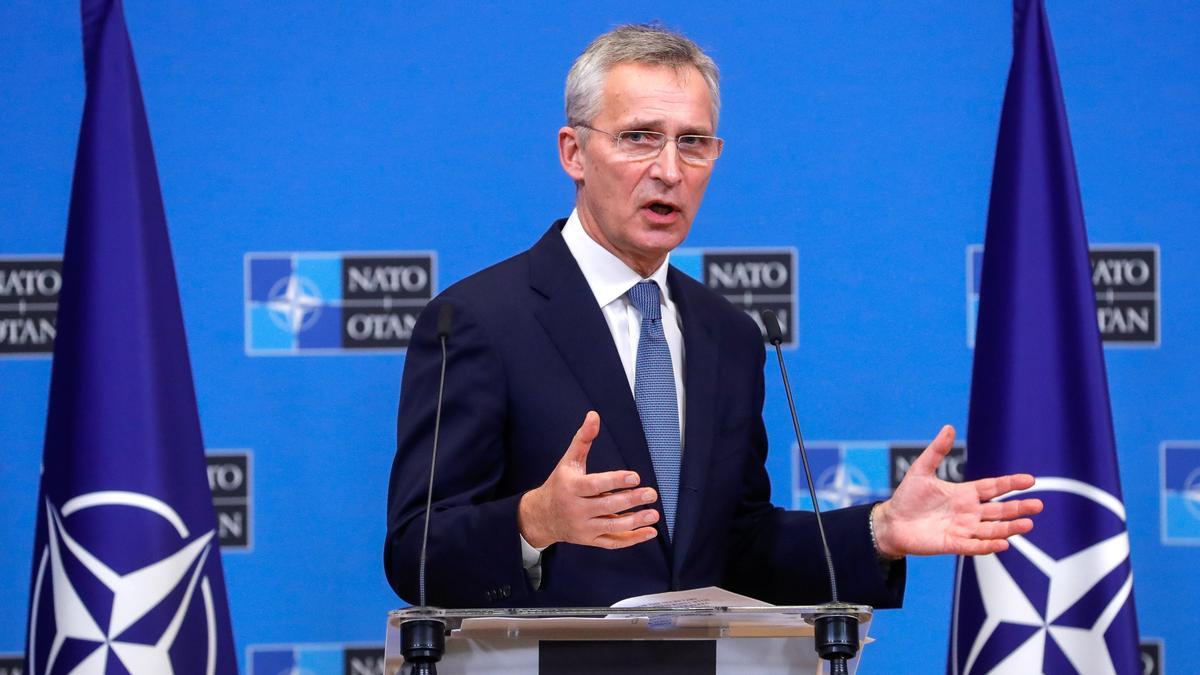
648 141 683 186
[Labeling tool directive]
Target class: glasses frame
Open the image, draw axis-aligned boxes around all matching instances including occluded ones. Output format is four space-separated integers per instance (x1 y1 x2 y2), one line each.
576 124 724 164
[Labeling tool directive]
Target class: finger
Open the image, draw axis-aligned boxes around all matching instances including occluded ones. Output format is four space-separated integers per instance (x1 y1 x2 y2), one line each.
954 538 1011 556
979 498 1044 521
970 518 1034 540
561 411 601 469
589 508 660 537
592 526 659 550
907 425 956 477
586 487 658 516
590 506 657 533
576 470 644 498
973 474 1036 501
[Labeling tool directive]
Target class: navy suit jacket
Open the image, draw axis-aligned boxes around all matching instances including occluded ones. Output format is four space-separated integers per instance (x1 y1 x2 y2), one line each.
385 221 905 608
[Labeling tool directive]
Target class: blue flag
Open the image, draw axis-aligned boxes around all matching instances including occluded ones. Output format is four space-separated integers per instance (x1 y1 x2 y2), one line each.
23 1 238 673
947 1 1140 674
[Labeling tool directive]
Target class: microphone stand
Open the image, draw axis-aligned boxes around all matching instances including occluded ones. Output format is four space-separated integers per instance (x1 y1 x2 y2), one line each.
762 310 861 675
400 304 455 674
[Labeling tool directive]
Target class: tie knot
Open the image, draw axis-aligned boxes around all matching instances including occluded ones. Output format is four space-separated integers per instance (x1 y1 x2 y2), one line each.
627 280 662 320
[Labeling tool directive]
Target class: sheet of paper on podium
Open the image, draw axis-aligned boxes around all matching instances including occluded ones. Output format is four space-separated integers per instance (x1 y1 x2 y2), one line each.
609 586 770 610
456 587 821 639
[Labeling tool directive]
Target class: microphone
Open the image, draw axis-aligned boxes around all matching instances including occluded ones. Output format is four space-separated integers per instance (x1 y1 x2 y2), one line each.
436 302 454 340
761 310 860 675
402 302 455 675
420 301 454 605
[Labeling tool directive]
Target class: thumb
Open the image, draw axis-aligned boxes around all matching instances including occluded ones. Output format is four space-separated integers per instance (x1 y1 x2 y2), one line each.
909 424 955 477
561 411 600 470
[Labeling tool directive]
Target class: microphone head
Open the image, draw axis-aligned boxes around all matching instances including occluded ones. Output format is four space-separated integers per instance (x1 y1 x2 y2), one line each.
436 303 454 339
761 310 784 346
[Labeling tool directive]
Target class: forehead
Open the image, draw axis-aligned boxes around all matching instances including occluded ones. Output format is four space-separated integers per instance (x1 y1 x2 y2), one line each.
599 62 714 132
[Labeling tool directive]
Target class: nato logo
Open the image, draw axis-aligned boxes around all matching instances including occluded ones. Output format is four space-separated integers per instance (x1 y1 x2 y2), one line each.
27 492 222 674
792 443 891 511
207 451 253 550
1139 639 1163 675
890 443 966 488
951 478 1136 674
967 244 1160 347
249 643 384 675
0 655 23 675
1161 442 1200 545
0 256 61 356
245 252 436 354
793 440 966 511
674 247 796 346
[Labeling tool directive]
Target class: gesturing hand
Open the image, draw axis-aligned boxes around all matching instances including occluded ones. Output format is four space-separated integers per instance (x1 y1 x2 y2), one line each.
518 411 660 549
872 425 1044 558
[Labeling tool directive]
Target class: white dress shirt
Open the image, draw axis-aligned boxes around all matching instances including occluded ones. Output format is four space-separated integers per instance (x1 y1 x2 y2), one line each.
560 210 687 429
520 210 687 582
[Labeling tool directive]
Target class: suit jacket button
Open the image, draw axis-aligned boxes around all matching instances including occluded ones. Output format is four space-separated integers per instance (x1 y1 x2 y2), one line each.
502 585 511 598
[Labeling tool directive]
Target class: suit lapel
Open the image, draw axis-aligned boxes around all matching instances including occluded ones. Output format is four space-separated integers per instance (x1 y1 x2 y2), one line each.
527 224 671 550
667 266 719 579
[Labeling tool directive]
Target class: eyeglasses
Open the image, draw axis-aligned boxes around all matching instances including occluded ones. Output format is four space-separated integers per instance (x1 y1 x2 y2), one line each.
577 125 724 164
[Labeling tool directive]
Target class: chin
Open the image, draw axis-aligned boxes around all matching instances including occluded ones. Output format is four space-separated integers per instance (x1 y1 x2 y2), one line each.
637 213 691 235
633 231 688 260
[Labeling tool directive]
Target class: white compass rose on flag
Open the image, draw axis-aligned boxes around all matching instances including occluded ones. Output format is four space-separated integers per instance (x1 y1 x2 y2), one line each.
952 477 1135 675
27 491 220 675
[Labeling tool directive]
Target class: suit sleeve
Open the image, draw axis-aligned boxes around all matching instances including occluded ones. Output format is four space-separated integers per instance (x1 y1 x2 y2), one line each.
384 294 533 607
721 320 906 608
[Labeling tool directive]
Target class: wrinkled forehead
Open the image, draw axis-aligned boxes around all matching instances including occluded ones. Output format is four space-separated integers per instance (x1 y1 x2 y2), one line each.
599 62 715 133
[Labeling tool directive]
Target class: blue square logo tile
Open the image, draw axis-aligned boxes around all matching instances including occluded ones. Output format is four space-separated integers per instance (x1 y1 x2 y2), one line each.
244 251 435 355
1162 443 1200 544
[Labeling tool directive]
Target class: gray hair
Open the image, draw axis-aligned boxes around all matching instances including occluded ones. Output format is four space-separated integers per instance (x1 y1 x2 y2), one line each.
565 24 721 133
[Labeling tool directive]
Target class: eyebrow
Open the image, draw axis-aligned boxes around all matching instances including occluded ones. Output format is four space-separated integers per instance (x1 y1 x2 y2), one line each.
621 118 713 136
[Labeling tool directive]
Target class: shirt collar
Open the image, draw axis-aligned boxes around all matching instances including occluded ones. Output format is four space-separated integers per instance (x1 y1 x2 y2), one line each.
561 209 673 308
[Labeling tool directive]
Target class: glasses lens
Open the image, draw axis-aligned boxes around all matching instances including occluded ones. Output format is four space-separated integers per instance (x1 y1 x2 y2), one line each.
678 136 721 161
616 131 666 158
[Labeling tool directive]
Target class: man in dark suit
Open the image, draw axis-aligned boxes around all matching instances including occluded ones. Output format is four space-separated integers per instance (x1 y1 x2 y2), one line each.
385 24 1041 609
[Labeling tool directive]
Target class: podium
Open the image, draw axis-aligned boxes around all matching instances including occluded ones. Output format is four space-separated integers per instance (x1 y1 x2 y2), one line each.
384 604 874 674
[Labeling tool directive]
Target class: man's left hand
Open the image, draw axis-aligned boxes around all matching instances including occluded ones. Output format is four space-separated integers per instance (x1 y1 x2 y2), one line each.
871 424 1044 558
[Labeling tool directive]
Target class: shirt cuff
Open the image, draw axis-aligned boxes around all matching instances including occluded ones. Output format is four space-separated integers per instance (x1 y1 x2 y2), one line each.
519 533 550 590
520 533 550 568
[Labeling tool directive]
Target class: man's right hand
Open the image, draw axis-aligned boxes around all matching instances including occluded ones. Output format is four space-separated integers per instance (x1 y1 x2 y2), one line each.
518 411 660 549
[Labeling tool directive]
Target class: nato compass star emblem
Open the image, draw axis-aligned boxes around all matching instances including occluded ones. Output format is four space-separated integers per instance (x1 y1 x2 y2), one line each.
266 274 323 334
816 463 876 509
794 443 891 511
27 491 220 675
1184 468 1200 519
951 477 1136 675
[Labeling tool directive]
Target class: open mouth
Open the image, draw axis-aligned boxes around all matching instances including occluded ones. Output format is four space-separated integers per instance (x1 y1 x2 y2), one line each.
645 201 677 216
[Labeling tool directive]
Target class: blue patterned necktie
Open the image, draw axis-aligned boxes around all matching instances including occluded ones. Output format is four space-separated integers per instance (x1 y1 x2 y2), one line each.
627 280 681 540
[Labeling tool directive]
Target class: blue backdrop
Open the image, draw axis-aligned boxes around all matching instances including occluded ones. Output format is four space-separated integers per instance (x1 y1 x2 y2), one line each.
2 2 1197 673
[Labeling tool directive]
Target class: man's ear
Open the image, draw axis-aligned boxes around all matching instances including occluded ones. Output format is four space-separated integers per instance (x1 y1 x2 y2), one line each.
558 126 585 182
